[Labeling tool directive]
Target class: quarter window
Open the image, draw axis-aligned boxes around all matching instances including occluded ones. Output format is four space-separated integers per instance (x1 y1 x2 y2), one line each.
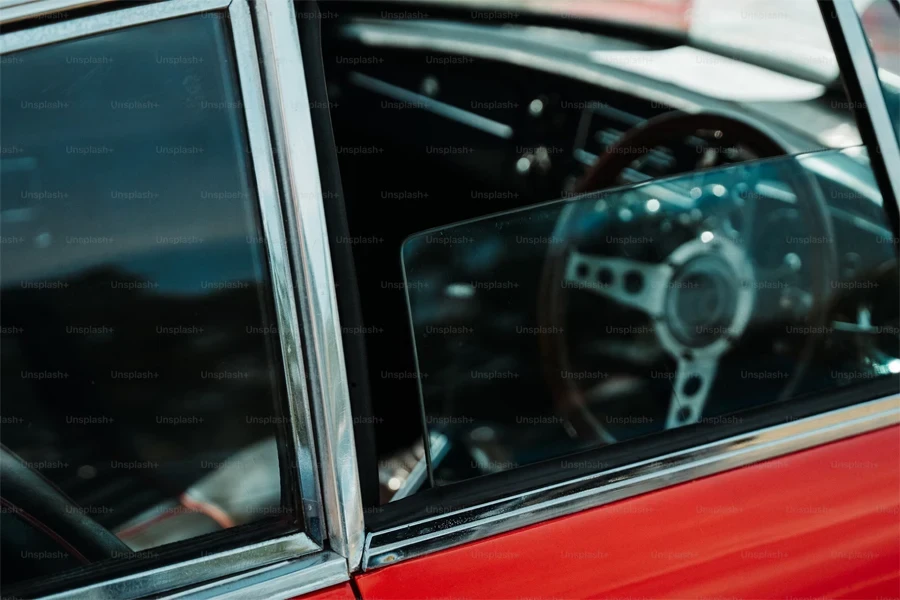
403 146 899 486
1 11 296 594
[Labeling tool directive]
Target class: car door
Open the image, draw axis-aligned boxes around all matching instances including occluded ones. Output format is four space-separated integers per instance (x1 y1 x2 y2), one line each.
355 162 899 597
323 1 900 599
2 0 897 598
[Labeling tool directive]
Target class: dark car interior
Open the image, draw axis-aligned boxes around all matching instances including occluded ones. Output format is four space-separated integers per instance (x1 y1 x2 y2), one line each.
316 3 899 509
0 13 296 594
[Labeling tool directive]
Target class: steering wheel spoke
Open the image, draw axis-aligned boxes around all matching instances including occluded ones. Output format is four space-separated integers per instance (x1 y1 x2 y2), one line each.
565 251 673 318
666 355 718 428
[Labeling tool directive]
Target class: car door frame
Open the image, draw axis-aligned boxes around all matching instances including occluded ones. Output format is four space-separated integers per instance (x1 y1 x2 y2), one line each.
0 0 362 598
350 0 900 573
224 0 900 587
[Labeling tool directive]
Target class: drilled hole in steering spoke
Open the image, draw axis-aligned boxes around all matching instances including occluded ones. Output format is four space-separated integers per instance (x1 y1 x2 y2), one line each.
624 271 644 294
682 374 703 396
676 406 693 423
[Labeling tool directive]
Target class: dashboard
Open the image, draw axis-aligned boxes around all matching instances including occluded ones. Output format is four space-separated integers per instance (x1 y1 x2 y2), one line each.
326 18 862 211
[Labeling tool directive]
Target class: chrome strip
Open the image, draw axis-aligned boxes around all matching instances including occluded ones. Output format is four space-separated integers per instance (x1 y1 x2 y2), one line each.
831 0 900 211
251 0 366 570
43 533 320 600
228 0 325 544
348 71 514 139
363 394 900 570
165 551 348 600
0 0 230 53
341 20 703 114
0 0 115 25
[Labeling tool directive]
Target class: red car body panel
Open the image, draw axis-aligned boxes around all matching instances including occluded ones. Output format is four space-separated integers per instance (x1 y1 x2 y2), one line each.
354 426 900 600
293 582 356 600
535 0 693 31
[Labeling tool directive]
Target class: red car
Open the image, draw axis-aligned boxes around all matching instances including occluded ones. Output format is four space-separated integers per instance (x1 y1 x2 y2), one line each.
0 0 898 598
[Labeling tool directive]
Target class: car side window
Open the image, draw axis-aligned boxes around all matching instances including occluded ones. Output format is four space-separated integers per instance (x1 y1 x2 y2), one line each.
1 11 297 594
402 145 899 487
318 2 899 503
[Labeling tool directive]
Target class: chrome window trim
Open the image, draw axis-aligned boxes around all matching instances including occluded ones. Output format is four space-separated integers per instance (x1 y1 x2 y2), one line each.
831 0 900 210
228 0 325 545
0 0 342 597
0 0 230 52
0 0 116 25
43 533 321 600
252 0 366 570
363 394 900 570
165 551 348 600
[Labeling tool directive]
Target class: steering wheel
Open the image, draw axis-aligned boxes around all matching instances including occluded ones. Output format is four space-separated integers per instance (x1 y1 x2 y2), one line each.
1 445 129 564
539 110 838 442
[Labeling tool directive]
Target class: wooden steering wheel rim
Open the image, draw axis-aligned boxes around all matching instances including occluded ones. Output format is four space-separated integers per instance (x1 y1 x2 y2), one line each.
575 110 788 194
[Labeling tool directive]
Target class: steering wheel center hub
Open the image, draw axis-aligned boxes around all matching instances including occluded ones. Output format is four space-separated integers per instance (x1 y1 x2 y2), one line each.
656 236 756 358
667 254 740 348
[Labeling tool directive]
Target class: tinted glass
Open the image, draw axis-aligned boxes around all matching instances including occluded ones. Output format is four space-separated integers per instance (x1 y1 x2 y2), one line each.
402 147 899 485
1 13 291 590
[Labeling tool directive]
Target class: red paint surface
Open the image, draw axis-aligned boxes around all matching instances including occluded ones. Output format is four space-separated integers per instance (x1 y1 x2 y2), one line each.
533 0 693 31
355 426 900 600
292 582 356 600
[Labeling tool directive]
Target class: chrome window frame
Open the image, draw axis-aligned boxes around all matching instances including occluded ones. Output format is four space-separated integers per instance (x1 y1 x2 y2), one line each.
0 0 361 598
250 0 366 570
0 0 116 24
